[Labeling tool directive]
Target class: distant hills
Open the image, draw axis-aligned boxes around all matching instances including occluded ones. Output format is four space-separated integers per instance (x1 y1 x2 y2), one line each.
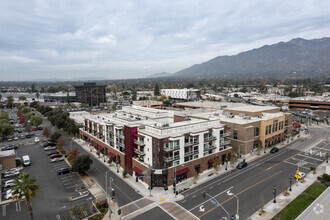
173 37 330 79
146 72 171 78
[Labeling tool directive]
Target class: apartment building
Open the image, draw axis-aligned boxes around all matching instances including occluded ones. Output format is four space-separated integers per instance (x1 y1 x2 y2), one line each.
161 88 201 100
79 105 232 187
176 105 293 154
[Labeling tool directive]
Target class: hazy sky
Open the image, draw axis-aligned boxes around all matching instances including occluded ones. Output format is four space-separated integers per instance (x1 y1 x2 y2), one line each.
0 0 330 81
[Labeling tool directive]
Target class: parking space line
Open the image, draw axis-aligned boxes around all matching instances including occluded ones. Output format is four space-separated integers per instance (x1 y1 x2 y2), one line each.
63 182 74 186
56 214 61 220
16 201 21 212
2 204 7 216
66 185 76 189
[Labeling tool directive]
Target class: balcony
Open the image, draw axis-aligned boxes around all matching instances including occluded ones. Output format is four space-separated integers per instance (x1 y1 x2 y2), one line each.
184 149 199 157
164 155 180 162
164 146 180 152
116 142 125 148
134 140 145 146
204 144 216 151
220 140 231 146
204 136 217 142
184 141 199 147
220 132 231 138
134 148 145 156
116 133 125 139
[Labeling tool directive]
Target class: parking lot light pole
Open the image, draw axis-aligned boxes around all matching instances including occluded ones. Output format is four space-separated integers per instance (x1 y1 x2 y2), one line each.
227 190 239 219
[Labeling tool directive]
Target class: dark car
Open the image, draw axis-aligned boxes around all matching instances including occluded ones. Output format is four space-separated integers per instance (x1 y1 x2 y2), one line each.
26 134 31 138
270 147 279 153
50 153 63 159
57 167 73 175
236 160 248 169
37 126 43 130
47 150 59 156
2 145 18 151
43 142 56 148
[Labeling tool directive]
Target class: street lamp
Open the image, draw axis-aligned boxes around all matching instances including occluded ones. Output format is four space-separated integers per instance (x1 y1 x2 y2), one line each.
225 159 228 170
289 176 292 191
106 170 114 220
273 186 277 203
227 190 239 220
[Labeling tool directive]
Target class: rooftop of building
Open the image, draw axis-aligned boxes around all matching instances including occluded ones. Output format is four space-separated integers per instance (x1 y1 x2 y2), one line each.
224 105 280 113
0 149 15 157
161 88 200 91
173 100 247 110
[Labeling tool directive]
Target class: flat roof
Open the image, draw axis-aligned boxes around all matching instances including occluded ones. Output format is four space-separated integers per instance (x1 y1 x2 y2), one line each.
173 101 247 110
224 105 280 113
0 149 15 157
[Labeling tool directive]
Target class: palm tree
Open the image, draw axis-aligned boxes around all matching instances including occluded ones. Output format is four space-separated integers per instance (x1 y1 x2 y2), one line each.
12 172 40 220
35 92 40 102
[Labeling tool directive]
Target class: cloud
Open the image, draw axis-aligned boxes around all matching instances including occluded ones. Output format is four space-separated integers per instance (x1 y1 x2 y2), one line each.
0 0 330 80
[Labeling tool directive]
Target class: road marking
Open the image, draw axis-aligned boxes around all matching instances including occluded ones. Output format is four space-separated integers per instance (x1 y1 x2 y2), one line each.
192 195 196 198
111 181 134 203
199 205 205 212
16 201 21 212
218 183 221 185
56 214 61 220
209 187 213 189
297 154 324 162
283 161 310 170
2 204 7 216
182 200 186 203
199 170 282 218
189 186 233 212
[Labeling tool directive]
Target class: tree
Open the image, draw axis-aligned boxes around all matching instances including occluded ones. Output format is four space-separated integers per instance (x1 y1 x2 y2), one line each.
0 94 2 101
42 127 51 138
0 111 9 121
67 147 80 161
19 96 27 101
154 83 160 96
25 124 32 132
7 95 14 102
0 123 14 138
66 93 70 104
72 155 93 175
30 116 42 127
56 136 65 147
213 157 221 172
230 148 238 165
50 132 61 143
12 172 39 220
35 92 39 101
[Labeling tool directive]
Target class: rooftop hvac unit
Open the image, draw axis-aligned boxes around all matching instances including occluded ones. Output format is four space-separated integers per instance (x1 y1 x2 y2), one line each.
258 115 263 118
162 123 169 127
239 114 245 117
214 113 219 116
184 117 191 121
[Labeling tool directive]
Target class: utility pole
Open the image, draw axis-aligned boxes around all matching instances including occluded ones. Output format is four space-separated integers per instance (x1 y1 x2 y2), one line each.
227 190 239 219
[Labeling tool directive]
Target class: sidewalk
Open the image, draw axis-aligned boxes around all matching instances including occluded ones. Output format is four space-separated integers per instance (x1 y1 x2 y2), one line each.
73 133 305 206
249 162 327 220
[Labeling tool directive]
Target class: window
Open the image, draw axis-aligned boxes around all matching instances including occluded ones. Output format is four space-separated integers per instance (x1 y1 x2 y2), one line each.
233 129 238 139
269 125 272 134
275 123 278 132
255 127 259 136
272 124 275 133
266 126 268 135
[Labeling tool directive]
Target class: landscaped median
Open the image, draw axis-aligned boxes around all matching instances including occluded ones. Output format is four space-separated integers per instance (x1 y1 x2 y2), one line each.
271 181 327 220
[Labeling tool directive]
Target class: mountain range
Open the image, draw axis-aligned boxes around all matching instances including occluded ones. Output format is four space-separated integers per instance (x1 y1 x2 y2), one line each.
172 37 330 78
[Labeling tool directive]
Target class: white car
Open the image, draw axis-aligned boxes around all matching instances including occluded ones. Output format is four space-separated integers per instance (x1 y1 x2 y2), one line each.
4 179 17 188
51 157 64 163
5 189 20 200
13 136 19 141
5 168 20 175
297 172 306 180
44 146 56 151
34 137 40 143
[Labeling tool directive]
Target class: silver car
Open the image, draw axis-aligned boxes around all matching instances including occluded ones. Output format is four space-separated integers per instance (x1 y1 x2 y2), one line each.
51 157 64 163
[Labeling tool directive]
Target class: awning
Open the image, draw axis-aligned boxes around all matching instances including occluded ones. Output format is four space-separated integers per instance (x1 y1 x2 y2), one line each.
93 142 97 147
208 159 214 163
254 140 262 144
176 168 189 176
97 145 104 151
108 152 116 158
86 138 89 141
133 167 143 175
266 137 273 142
273 135 280 139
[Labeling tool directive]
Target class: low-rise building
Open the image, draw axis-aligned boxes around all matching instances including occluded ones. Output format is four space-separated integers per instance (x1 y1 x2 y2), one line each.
79 105 232 187
161 88 201 101
0 150 16 171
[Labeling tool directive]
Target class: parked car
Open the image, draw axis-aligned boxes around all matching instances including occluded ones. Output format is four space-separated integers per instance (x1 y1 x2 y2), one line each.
51 157 64 163
26 134 31 138
7 137 13 142
34 137 40 143
4 179 17 188
2 145 18 151
33 128 38 131
5 189 20 200
4 168 20 175
43 142 56 148
22 155 31 166
50 153 63 159
57 167 73 175
236 160 248 169
44 146 56 151
297 172 306 180
270 147 279 153
38 126 43 130
20 134 25 139
47 150 59 156
13 136 19 141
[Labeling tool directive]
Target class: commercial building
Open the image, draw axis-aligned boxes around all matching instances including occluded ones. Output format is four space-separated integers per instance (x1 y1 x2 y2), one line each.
161 88 201 101
43 92 77 103
79 105 232 187
74 83 106 106
288 99 330 110
0 150 16 171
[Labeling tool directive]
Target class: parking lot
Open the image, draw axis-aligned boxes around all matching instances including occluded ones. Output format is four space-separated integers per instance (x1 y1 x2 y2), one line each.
0 108 96 219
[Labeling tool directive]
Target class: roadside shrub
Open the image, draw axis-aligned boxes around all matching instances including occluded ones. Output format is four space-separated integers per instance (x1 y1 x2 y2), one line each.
322 174 330 182
123 169 127 178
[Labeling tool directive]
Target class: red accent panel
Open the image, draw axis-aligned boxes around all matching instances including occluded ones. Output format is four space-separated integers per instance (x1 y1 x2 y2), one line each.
176 168 189 176
133 166 142 175
97 145 104 150
108 152 116 158
208 159 214 163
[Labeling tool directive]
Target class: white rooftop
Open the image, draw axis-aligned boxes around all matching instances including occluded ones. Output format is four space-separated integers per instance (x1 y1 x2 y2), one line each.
225 105 280 113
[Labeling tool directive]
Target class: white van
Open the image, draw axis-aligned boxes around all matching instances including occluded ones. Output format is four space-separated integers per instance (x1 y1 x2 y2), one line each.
22 155 31 166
